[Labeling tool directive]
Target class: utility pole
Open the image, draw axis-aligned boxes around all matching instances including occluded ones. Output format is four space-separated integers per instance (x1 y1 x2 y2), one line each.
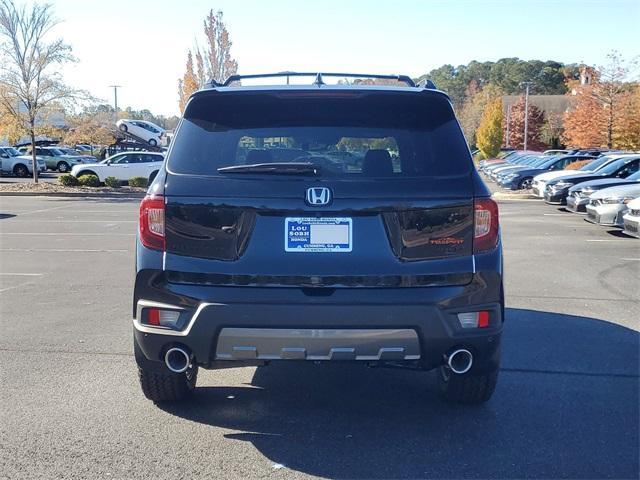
505 103 511 147
109 85 121 123
521 81 533 151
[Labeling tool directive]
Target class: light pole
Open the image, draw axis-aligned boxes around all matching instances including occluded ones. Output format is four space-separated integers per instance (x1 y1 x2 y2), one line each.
109 85 121 124
520 81 533 151
505 103 511 147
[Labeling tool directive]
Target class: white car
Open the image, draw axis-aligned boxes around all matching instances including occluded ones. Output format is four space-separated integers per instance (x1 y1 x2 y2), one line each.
116 119 164 146
70 152 164 183
621 197 640 238
531 154 635 198
0 146 46 176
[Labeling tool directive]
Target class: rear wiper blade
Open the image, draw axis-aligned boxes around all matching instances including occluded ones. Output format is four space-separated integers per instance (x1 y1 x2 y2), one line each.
217 162 321 175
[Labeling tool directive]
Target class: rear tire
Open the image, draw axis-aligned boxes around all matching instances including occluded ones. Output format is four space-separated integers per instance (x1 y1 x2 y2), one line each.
138 365 198 403
519 177 533 189
13 164 29 177
438 364 499 404
57 161 70 173
148 138 157 146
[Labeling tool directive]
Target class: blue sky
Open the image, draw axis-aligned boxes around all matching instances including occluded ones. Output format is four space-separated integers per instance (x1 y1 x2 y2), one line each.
50 0 639 116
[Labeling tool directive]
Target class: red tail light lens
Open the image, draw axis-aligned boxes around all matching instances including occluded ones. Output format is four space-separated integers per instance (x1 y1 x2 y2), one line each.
473 198 499 253
139 195 165 251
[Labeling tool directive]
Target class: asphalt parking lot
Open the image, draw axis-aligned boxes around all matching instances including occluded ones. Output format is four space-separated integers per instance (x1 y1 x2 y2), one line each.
0 172 60 184
0 195 638 479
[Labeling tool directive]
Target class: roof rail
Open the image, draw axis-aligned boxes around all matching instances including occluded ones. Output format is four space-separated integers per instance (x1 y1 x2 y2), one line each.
210 72 418 88
417 78 438 89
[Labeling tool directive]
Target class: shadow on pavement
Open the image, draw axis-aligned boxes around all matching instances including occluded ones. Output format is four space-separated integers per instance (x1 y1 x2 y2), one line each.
160 308 639 479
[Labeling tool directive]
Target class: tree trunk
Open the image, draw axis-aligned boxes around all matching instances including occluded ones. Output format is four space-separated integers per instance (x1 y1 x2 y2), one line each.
30 127 38 183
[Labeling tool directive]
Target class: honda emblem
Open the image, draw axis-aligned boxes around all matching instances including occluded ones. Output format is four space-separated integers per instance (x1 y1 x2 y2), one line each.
305 187 332 206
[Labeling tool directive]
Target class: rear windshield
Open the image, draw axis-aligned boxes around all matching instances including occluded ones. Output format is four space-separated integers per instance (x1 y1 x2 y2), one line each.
168 91 471 178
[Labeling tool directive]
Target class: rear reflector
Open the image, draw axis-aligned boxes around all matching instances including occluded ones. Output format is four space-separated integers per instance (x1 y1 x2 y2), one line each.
139 195 165 251
144 308 181 328
473 198 499 253
458 311 490 329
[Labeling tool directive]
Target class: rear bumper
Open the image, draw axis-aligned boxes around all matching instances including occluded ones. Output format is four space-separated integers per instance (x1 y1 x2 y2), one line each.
622 215 640 238
133 269 503 374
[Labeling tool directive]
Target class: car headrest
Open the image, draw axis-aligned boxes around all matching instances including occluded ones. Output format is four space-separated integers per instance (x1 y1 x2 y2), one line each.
245 149 273 164
362 149 393 176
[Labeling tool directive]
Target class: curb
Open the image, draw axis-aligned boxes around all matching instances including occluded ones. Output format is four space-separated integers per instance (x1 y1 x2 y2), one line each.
0 191 145 199
491 191 538 201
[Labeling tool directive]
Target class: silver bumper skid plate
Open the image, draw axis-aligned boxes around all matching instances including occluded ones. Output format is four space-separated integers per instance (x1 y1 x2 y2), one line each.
215 328 421 361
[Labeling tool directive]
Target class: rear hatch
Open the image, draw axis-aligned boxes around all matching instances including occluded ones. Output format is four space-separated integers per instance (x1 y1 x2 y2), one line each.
162 88 477 288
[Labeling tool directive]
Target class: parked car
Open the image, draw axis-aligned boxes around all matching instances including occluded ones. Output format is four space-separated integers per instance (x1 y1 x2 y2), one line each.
57 147 97 164
486 154 546 180
27 146 86 172
584 184 640 227
544 156 640 204
71 151 164 183
621 197 640 238
481 152 537 171
497 155 595 190
0 146 46 177
567 171 640 213
133 72 503 405
116 119 164 146
531 155 627 198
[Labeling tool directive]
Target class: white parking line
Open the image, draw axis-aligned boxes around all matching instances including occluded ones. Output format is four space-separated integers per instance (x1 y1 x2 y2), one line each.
0 248 128 252
621 258 640 261
0 273 44 276
586 239 631 242
1 233 135 236
11 205 69 216
0 281 35 293
6 220 136 223
543 213 569 216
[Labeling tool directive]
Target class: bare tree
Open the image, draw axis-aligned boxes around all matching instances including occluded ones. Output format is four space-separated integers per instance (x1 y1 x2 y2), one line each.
0 0 83 182
201 10 238 84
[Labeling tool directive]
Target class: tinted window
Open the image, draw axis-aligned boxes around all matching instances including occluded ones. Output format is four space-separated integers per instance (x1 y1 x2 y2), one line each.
169 91 471 178
599 158 638 175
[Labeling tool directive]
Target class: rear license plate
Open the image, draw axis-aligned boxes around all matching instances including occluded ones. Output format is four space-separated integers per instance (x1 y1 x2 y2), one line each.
285 217 352 252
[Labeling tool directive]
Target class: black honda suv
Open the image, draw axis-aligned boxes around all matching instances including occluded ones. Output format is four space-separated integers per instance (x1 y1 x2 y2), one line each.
133 72 504 405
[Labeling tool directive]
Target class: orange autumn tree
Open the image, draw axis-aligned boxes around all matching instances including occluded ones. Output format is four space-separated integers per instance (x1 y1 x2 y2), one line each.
505 95 546 150
177 51 198 113
177 10 238 112
615 85 640 149
563 53 638 148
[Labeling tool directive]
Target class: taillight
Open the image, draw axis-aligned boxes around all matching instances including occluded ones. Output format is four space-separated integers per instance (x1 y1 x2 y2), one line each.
473 198 499 253
139 195 165 250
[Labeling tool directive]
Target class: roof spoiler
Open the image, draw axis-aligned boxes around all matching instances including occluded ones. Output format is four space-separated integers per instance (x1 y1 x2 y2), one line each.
208 72 437 89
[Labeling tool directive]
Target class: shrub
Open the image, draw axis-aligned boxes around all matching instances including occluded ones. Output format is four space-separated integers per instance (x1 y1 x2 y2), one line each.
128 176 148 188
104 176 121 188
59 174 78 186
77 174 101 187
565 159 592 170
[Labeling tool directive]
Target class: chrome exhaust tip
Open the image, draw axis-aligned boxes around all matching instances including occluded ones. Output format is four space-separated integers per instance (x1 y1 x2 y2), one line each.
165 347 191 373
447 348 473 374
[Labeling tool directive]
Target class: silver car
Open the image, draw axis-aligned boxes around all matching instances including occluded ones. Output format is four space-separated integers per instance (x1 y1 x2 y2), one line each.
567 171 640 213
585 184 640 227
621 197 640 238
